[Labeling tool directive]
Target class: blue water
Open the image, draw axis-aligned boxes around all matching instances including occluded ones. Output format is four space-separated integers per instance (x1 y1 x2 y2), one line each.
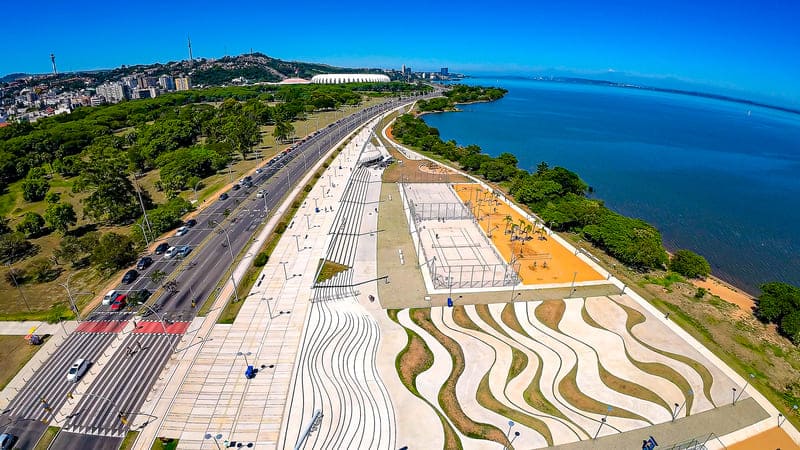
423 78 800 294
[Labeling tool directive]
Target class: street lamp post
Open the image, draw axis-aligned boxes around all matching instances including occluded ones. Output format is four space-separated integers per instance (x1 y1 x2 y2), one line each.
280 261 290 280
236 351 252 367
672 389 693 421
204 433 223 450
137 304 169 334
58 272 85 322
214 224 241 303
193 180 203 204
570 271 578 297
734 373 755 404
134 223 150 248
6 262 31 312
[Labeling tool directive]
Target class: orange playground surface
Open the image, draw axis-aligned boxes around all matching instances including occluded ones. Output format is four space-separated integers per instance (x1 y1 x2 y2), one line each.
727 427 800 450
453 184 606 285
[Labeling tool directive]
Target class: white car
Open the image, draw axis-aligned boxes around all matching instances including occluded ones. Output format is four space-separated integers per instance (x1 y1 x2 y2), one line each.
102 290 117 306
175 226 188 237
66 359 89 382
256 189 265 198
164 246 178 258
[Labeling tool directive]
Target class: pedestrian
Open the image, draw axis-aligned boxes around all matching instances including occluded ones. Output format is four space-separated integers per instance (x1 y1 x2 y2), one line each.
665 312 670 320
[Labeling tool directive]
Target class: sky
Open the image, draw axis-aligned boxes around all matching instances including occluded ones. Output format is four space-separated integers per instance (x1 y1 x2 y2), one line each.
2 0 799 107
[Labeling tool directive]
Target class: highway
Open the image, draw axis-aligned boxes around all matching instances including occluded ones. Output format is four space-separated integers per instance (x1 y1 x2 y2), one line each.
4 92 436 449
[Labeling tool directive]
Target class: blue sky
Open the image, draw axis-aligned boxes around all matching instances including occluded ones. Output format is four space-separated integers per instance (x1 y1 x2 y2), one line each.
2 0 799 106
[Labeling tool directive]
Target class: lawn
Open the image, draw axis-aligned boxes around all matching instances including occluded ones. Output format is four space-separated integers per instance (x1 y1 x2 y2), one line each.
32 426 59 450
0 335 44 389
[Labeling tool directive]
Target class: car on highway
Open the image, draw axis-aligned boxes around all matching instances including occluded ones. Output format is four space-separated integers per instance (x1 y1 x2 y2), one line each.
219 192 229 201
164 246 178 258
255 168 263 174
137 256 153 270
0 433 17 450
185 219 197 228
155 242 169 255
110 294 127 311
66 358 89 382
231 183 241 191
102 290 118 305
122 269 138 284
256 189 265 198
175 226 189 237
177 245 192 258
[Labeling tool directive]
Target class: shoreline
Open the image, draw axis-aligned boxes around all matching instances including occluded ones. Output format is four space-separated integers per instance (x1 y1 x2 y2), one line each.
416 97 765 318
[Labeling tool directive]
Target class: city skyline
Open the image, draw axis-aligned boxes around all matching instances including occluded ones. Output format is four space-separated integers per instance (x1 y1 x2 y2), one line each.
1 0 798 107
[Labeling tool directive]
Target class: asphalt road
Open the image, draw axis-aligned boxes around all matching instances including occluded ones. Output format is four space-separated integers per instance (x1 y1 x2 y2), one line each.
7 93 437 450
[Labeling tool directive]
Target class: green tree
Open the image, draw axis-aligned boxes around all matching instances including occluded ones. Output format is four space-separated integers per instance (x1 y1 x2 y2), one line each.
44 202 77 234
21 176 50 202
273 121 295 143
73 149 143 224
221 115 260 159
16 212 46 238
0 232 34 262
27 257 58 283
755 282 800 324
54 235 85 267
45 192 61 204
90 232 136 272
669 249 711 279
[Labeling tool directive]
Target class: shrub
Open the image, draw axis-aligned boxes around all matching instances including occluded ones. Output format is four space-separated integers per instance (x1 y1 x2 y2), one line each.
254 252 269 267
16 212 46 238
4 267 26 286
28 257 58 283
669 249 711 279
695 287 707 299
275 222 287 234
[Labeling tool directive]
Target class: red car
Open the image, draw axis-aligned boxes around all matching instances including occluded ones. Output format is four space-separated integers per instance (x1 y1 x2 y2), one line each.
110 294 127 311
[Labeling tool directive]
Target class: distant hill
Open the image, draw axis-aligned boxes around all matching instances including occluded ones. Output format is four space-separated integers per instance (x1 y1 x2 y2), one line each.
0 73 31 83
190 53 386 85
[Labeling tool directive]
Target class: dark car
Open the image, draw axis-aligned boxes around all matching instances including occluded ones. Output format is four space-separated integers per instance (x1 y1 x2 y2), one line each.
122 269 139 284
136 256 153 270
185 219 197 228
231 184 241 191
155 242 169 255
219 192 229 201
0 433 18 450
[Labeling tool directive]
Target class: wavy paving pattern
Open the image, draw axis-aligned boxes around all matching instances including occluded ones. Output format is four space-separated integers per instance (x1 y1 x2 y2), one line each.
388 295 739 447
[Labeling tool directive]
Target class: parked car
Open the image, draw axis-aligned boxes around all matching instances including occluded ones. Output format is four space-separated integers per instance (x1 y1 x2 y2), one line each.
102 290 118 306
155 242 169 255
255 168 263 174
136 256 153 270
66 358 89 382
122 269 138 284
110 294 127 311
219 193 229 201
185 219 197 228
164 246 178 258
177 245 192 258
175 226 188 237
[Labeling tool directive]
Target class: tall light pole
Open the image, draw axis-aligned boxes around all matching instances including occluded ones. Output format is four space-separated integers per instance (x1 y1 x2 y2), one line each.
193 179 203 204
137 304 169 334
209 221 240 303
6 262 31 312
134 223 150 247
734 373 755 405
58 272 85 321
280 261 290 280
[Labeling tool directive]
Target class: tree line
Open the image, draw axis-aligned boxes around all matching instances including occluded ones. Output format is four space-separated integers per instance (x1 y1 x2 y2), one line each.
416 85 508 112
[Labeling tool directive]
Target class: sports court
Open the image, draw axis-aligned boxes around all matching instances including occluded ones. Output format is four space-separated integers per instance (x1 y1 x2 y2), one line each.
402 183 518 289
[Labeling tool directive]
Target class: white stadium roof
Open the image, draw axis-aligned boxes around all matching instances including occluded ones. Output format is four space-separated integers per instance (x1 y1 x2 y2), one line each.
310 74 391 84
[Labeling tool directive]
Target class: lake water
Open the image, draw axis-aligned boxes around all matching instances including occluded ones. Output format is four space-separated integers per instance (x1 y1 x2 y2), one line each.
422 78 800 295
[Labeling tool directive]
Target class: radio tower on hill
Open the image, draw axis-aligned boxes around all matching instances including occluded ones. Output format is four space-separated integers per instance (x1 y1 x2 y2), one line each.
187 36 193 62
50 53 58 75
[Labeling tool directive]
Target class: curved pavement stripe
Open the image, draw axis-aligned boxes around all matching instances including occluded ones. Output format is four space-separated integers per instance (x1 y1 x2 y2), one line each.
560 298 679 422
585 296 714 415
